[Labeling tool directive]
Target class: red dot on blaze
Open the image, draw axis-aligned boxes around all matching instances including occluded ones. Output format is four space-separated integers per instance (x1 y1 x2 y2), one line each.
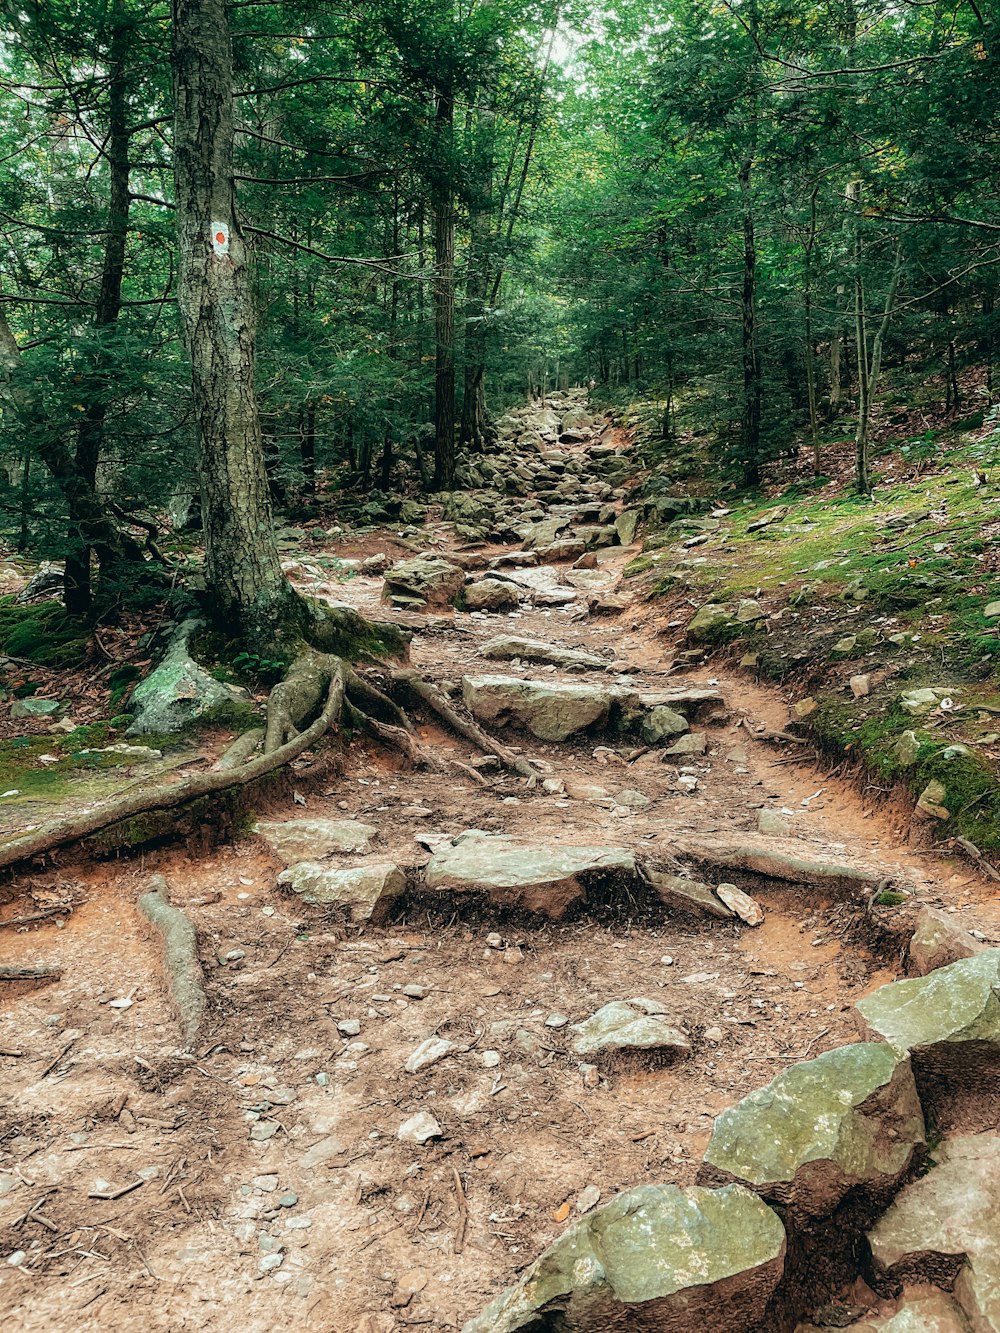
215 231 225 244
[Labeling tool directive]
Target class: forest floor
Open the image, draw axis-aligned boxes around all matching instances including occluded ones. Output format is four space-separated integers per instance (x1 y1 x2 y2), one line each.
0 410 997 1332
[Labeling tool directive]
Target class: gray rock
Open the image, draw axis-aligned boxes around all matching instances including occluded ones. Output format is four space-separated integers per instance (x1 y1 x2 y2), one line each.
461 1183 786 1333
480 636 606 671
663 732 708 758
736 599 766 624
899 686 957 716
855 949 1000 1121
404 1036 456 1074
687 603 738 642
397 1111 442 1144
703 1043 924 1216
641 705 689 744
463 579 521 611
909 907 986 976
127 619 252 736
424 829 637 918
277 861 405 922
614 509 641 546
642 869 732 919
522 516 571 551
570 997 690 1059
382 555 464 609
10 697 61 719
254 817 377 865
462 674 637 742
867 1133 1000 1331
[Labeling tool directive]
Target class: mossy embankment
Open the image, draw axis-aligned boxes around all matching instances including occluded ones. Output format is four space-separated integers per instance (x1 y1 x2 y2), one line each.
624 409 1000 850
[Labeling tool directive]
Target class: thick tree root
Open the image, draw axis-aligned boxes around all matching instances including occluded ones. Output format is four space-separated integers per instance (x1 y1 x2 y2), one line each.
391 669 545 780
343 700 446 772
0 664 346 870
138 875 205 1053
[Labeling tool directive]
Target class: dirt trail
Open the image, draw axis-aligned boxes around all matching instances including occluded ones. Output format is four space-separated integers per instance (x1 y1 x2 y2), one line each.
0 406 992 1332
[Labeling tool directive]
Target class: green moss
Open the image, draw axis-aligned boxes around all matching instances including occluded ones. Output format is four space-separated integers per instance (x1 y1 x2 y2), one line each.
0 597 89 667
109 664 141 707
874 891 908 907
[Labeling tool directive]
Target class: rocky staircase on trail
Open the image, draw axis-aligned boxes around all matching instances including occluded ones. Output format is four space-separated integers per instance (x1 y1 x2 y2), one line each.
2 390 999 1333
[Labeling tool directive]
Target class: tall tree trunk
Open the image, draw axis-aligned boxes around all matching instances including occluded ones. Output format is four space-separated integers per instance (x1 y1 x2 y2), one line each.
65 7 132 615
172 0 292 647
851 181 902 496
803 188 822 473
739 156 762 488
432 88 456 491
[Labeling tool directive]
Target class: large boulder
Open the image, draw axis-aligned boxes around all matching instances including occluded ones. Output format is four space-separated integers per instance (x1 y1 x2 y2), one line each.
641 706 689 745
462 579 521 611
127 619 253 736
382 555 464 609
253 817 377 865
424 829 637 918
461 1183 786 1333
854 949 1000 1125
277 861 405 921
615 509 642 546
702 1043 924 1216
479 636 606 671
867 1133 1000 1331
908 907 986 976
687 603 740 644
462 675 637 742
522 516 571 551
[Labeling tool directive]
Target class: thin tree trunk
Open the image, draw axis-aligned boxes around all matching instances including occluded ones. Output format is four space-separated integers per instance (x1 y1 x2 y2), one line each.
172 0 291 646
803 188 821 473
852 181 901 496
432 87 456 490
739 156 762 488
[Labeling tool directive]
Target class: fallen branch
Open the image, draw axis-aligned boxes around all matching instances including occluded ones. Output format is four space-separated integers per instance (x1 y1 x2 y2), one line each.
0 906 71 929
138 875 205 1054
0 965 62 982
452 1167 468 1255
0 665 345 870
391 670 544 779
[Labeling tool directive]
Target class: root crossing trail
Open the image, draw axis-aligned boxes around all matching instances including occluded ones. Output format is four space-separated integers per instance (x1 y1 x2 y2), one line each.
0 392 992 1332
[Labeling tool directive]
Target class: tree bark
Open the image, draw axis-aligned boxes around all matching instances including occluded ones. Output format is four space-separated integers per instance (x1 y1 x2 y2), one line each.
172 0 293 647
432 88 456 490
739 156 762 488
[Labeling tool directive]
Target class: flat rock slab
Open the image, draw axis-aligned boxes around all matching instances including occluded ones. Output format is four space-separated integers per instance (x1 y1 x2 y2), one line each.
253 817 377 865
800 1285 973 1332
570 998 690 1060
643 869 732 919
461 1182 786 1333
703 1043 924 1216
867 1133 1000 1330
480 636 607 671
424 829 637 918
277 861 405 922
462 675 637 742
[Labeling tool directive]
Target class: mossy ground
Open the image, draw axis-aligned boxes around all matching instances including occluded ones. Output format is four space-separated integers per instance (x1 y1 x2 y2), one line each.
0 597 89 667
628 395 1000 850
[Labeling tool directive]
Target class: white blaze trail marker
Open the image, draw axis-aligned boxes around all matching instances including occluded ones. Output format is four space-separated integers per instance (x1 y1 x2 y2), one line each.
211 221 230 257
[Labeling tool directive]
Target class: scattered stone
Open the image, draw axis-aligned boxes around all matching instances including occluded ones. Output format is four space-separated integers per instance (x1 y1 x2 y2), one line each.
716 883 764 926
279 1192 298 1208
462 674 636 742
899 686 957 716
382 555 464 609
867 1133 1000 1330
703 1043 924 1216
337 1019 361 1037
985 600 1000 620
909 907 986 976
298 1136 346 1169
641 705 689 744
662 731 707 758
402 983 426 999
425 829 637 918
613 789 650 810
404 1036 457 1074
915 779 949 820
747 506 789 531
277 861 405 921
251 1120 281 1142
642 869 731 919
833 635 857 654
545 1013 569 1029
736 599 766 624
253 817 377 864
686 603 737 643
757 810 791 836
576 1184 601 1213
895 730 921 766
10 698 61 719
792 697 818 720
850 674 872 698
397 1111 442 1144
569 997 690 1060
390 1268 429 1309
614 510 641 545
483 1050 501 1069
461 1183 786 1332
259 1252 283 1272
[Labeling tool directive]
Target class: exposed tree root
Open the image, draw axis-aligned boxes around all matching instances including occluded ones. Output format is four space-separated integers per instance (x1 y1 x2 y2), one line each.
679 841 884 889
0 663 346 870
390 669 545 780
343 699 446 772
138 875 205 1053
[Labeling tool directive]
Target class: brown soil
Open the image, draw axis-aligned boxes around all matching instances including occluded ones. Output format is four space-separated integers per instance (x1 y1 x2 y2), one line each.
0 429 994 1333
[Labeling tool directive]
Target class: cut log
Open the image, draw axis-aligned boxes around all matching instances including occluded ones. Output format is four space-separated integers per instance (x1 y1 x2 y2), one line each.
138 875 205 1053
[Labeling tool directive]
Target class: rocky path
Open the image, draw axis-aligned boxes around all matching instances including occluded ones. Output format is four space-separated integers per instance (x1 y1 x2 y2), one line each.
0 391 995 1332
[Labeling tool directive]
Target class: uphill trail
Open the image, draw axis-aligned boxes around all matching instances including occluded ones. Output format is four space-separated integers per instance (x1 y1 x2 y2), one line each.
0 391 993 1332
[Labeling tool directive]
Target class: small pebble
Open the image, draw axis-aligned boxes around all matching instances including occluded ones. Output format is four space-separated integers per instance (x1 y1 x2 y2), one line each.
286 1216 312 1230
544 1014 568 1029
259 1252 283 1272
486 932 503 949
402 984 426 999
483 1050 501 1068
576 1184 601 1214
337 1019 361 1037
7 1250 26 1267
279 1192 298 1208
